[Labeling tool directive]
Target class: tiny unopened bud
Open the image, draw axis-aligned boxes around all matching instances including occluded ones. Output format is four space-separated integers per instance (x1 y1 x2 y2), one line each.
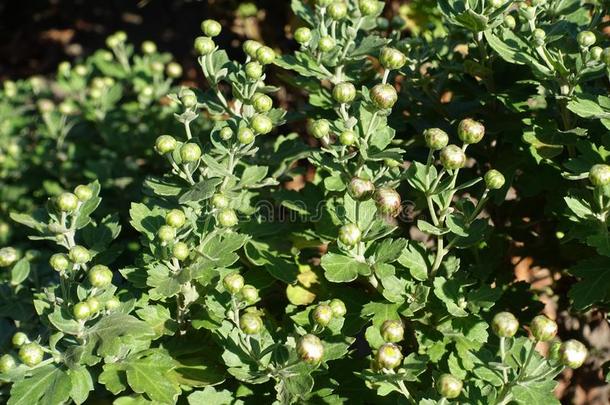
370 84 398 110
589 164 610 187
380 319 404 343
440 145 466 170
313 304 334 327
491 312 519 338
559 339 587 369
379 47 407 70
457 118 485 144
348 177 375 201
297 334 324 363
423 128 449 150
530 315 558 342
338 223 362 246
329 299 346 317
223 272 245 294
240 312 263 335
374 188 402 217
436 374 463 399
376 343 403 369
484 170 506 190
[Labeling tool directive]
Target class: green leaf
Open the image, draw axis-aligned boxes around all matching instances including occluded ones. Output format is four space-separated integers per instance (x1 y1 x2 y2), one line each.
568 257 610 310
68 367 94 405
129 203 165 240
10 258 30 285
179 178 223 203
321 252 371 283
397 242 429 281
136 305 178 338
8 364 72 405
126 350 181 404
511 380 560 404
433 277 468 317
188 386 240 405
374 238 407 264
239 166 268 188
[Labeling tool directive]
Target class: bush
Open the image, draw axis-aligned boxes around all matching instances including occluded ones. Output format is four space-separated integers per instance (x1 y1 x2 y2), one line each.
0 0 606 404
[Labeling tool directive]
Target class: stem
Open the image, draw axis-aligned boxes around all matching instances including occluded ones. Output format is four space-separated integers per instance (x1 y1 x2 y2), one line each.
429 169 460 277
500 337 508 383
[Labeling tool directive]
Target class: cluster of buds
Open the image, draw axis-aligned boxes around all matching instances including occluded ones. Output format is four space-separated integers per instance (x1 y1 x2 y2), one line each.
312 299 347 327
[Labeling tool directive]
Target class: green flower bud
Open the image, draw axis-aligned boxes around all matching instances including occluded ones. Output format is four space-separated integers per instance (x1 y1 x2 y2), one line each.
316 0 333 6
49 253 69 272
105 296 120 311
332 82 357 104
74 65 87 76
0 354 16 373
374 188 402 217
73 302 91 320
194 36 215 55
57 192 79 212
339 130 357 146
12 332 28 347
391 16 406 30
297 334 324 363
243 40 262 59
602 48 610 65
172 242 190 261
380 319 404 343
223 272 245 294
490 0 504 8
577 30 596 48
589 164 610 187
166 62 183 78
88 265 113 288
38 99 55 113
377 17 390 30
338 223 362 246
484 169 506 190
218 208 239 227
157 225 177 242
370 84 398 109
376 343 403 370
19 343 44 367
358 0 379 16
245 61 263 80
318 36 336 52
141 40 157 54
166 209 186 228
440 145 466 170
74 185 93 202
256 46 276 65
348 177 375 201
241 284 259 304
69 245 90 264
212 194 230 209
151 61 165 75
180 143 202 163
590 46 603 61
329 298 346 317
58 101 77 116
308 119 331 139
181 90 197 108
252 93 273 113
504 14 516 29
385 158 401 168
237 127 255 144
423 128 449 150
457 118 485 144
251 114 273 134
328 1 348 20
436 374 463 399
219 127 233 140
155 135 177 154
379 47 407 70
559 339 587 369
313 304 334 327
0 247 19 267
201 19 222 37
491 312 519 338
533 28 546 46
294 27 312 44
530 315 558 342
240 312 263 335
549 340 562 361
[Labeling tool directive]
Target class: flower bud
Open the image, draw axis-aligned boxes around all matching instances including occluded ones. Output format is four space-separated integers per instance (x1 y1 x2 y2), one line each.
89 265 113 288
313 304 334 327
370 84 398 110
338 223 362 246
87 297 101 313
339 130 357 146
180 90 197 108
19 343 44 367
219 127 233 141
332 82 357 104
241 284 259 304
166 209 186 228
436 374 463 399
559 339 587 369
223 272 245 294
530 315 558 342
105 296 120 311
201 19 222 37
376 343 403 370
141 40 157 54
329 298 346 317
157 225 177 242
69 245 91 264
589 164 610 187
380 319 404 343
218 208 239 227
58 101 77 116
57 192 79 212
0 247 19 267
328 2 348 20
308 119 331 139
294 27 312 45
240 312 263 335
484 170 506 190
73 302 91 320
180 143 202 163
251 114 273 134
348 177 375 201
440 145 466 170
237 127 255 144
374 188 402 217
504 15 516 29
318 36 336 52
252 93 273 113
155 135 177 154
49 253 69 272
38 99 55 113
602 48 610 65
490 0 504 7
358 0 379 15
379 47 407 70
385 158 401 168
590 46 603 61
316 0 333 6
194 36 215 55
243 40 262 59
172 242 190 261
549 340 562 361
491 311 519 338
245 61 263 80
577 30 596 48
457 118 485 144
377 17 389 30
533 28 546 46
0 354 16 373
423 128 449 150
256 46 276 65
166 62 183 78
297 334 324 363
212 194 230 209
12 332 28 348
74 185 93 202
151 61 164 75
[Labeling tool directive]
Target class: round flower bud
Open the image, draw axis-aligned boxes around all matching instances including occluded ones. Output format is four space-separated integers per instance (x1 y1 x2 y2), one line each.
379 47 407 70
87 297 101 313
577 30 596 48
503 14 516 29
0 247 19 267
602 48 610 65
376 343 403 370
49 253 69 272
313 304 334 327
58 101 77 115
370 84 398 110
212 194 230 209
241 284 259 304
440 145 466 170
194 36 215 55
180 90 197 108
559 339 587 369
157 225 177 242
166 209 186 228
240 312 263 335
19 343 44 367
294 27 312 44
166 62 183 78
328 2 347 19
530 315 558 342
245 61 263 80
358 0 379 15
332 82 357 104
318 36 336 52
348 177 375 201
380 319 404 343
375 188 402 217
141 40 157 54
57 192 79 212
0 354 16 373
223 272 245 294
105 296 120 311
12 332 28 348
252 93 273 113
151 61 165 75
88 265 113 288
180 143 202 163
243 40 262 59
172 242 190 261
69 245 90 264
590 46 603 61
484 169 506 190
237 127 255 144
339 130 357 146
377 17 389 30
316 0 333 6
457 118 485 144
308 119 330 139
74 65 87 76
219 127 233 140
74 185 93 202
73 302 91 320
491 312 519 338
533 28 546 46
329 298 346 317
338 223 362 246
155 135 177 154
38 99 55 113
251 114 273 134
201 19 222 37
424 128 449 150
588 164 610 187
297 334 324 363
256 46 276 65
218 208 239 227
436 374 463 399
490 0 504 7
